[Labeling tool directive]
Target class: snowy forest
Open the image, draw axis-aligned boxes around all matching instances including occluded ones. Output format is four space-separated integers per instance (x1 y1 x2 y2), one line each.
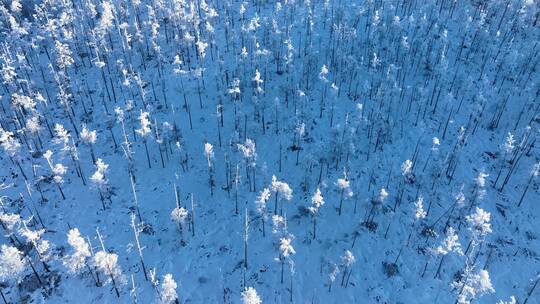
0 0 539 303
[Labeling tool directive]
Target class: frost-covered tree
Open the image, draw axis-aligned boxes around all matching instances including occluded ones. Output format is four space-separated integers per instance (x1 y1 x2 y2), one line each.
0 244 25 301
308 188 324 239
472 171 489 202
340 250 355 287
518 161 540 207
414 195 427 220
401 159 414 183
90 158 111 209
52 123 72 155
241 286 262 304
204 142 214 168
448 206 494 302
422 137 441 172
19 220 51 272
115 106 134 174
158 273 178 303
80 125 97 163
433 227 463 278
204 142 215 194
452 267 494 304
238 138 257 191
228 78 241 101
0 212 21 244
278 237 295 284
271 214 287 236
130 213 148 281
336 170 353 215
94 229 126 297
64 228 91 275
255 187 271 236
435 227 463 256
252 69 264 95
0 127 26 181
0 245 25 282
366 187 388 224
494 132 516 186
44 151 68 200
137 111 152 168
379 188 389 204
328 262 339 292
55 40 74 71
464 207 492 256
271 175 293 215
466 207 492 240
25 115 42 152
171 186 188 244
130 274 138 304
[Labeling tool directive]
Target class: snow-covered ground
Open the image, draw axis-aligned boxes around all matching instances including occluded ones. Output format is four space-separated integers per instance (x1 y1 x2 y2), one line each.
0 0 539 303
